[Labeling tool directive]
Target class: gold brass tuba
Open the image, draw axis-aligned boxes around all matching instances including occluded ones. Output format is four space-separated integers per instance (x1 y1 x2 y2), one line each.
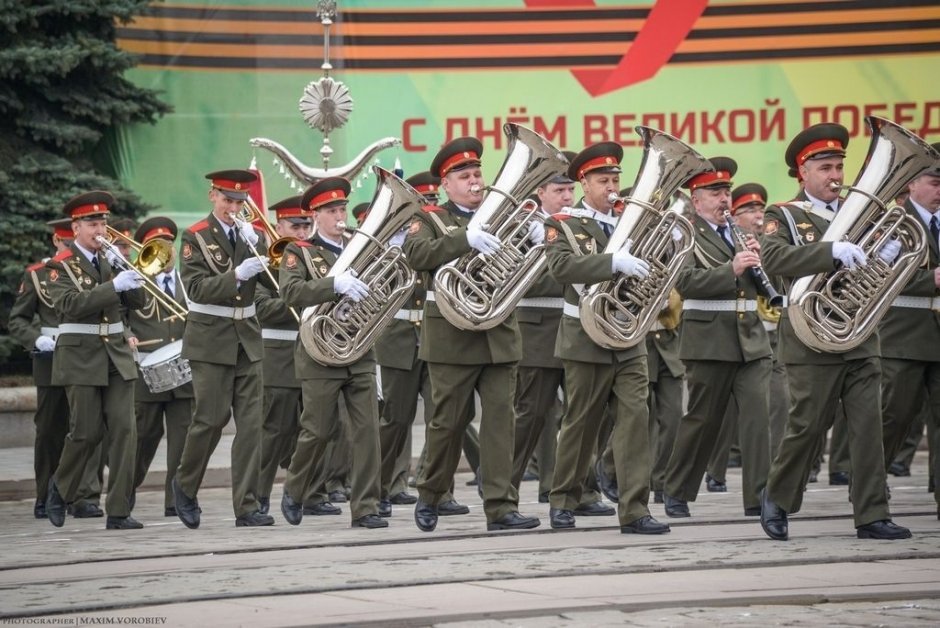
300 167 422 366
433 123 569 330
788 116 939 352
579 127 713 350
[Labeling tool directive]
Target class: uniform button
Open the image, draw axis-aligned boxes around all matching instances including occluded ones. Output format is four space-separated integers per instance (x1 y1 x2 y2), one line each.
416 278 422 285
655 333 661 339
235 295 242 301
103 316 109 322
738 291 745 297
415 299 422 306
103 338 109 343
415 321 421 327
738 313 744 319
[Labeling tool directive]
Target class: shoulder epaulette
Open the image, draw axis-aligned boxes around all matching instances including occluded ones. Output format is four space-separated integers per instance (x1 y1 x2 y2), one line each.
51 249 73 263
187 219 209 233
422 204 444 213
294 240 312 248
27 260 46 272
552 213 574 221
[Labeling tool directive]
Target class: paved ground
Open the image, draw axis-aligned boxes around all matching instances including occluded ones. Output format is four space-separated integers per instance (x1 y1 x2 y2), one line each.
0 440 937 627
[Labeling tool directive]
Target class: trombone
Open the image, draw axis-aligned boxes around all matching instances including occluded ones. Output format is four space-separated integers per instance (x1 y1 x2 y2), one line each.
95 233 189 321
229 200 300 323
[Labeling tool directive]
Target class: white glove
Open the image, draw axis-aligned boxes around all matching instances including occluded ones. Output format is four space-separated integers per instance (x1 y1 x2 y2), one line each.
113 269 145 292
878 239 902 264
466 226 501 255
234 256 268 281
238 220 259 247
389 227 408 248
611 239 651 279
527 220 545 245
832 241 867 270
103 247 121 267
671 227 684 242
34 335 56 353
334 270 370 302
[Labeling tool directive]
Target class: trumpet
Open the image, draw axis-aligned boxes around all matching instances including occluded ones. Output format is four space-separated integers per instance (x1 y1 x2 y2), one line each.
95 235 188 321
228 207 300 323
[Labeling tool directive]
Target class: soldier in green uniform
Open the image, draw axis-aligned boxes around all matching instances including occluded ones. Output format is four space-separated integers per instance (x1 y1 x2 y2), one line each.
759 123 911 540
404 137 541 532
661 158 772 519
878 144 940 520
544 142 668 534
172 170 275 529
44 191 147 529
9 218 103 519
510 162 578 506
255 195 313 514
126 217 193 517
278 178 386 529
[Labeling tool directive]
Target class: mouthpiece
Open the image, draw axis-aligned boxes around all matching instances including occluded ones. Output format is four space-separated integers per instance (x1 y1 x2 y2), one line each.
607 193 620 204
470 185 482 194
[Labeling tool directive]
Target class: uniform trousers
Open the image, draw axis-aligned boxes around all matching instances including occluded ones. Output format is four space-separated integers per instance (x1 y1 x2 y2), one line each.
553 356 651 525
379 358 430 496
57 362 136 517
767 357 890 526
665 358 771 510
34 384 68 500
648 361 684 493
259 386 301 499
511 365 564 490
176 349 263 517
134 394 192 509
881 358 940 475
418 362 517 522
285 372 380 520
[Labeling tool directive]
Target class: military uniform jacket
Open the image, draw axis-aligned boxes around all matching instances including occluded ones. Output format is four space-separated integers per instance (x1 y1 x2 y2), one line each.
543 201 647 364
8 260 59 386
179 214 273 366
878 200 940 362
45 244 145 386
128 271 194 402
517 270 564 369
676 214 771 363
255 281 301 388
403 200 522 365
761 190 880 364
374 279 426 371
279 236 376 379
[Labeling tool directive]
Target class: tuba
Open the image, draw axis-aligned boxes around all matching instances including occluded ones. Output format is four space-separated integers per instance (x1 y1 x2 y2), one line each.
788 116 939 352
433 123 569 330
299 167 422 366
579 127 713 350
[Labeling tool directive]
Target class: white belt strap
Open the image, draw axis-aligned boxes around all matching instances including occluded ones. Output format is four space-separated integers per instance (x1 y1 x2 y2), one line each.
683 299 758 312
425 291 436 302
393 309 424 322
892 295 940 310
762 320 779 331
188 302 257 320
563 302 581 319
517 297 565 309
40 326 60 340
262 328 298 341
58 322 125 336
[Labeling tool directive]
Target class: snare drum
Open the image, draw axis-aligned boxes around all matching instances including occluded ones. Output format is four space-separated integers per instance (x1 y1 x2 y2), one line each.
139 340 191 393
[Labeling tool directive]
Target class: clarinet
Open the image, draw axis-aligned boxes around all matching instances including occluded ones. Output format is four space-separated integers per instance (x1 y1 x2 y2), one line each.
722 209 784 307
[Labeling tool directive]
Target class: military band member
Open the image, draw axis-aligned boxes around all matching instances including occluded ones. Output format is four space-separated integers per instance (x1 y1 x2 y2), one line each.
44 191 147 529
662 159 772 519
127 217 192 517
173 170 275 528
9 218 102 519
279 178 386 529
878 144 940 519
759 123 911 540
544 142 668 534
405 137 540 532
254 196 313 514
510 160 574 503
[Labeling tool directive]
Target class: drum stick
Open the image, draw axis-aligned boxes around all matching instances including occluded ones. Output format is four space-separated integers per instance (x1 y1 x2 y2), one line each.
134 338 165 348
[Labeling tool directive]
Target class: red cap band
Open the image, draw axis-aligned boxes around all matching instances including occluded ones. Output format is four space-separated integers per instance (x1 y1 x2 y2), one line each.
275 205 307 219
440 151 480 177
413 182 438 195
53 225 73 238
212 178 247 192
142 227 174 242
797 138 845 165
69 203 110 219
732 193 765 213
307 189 348 210
577 155 619 179
687 170 732 192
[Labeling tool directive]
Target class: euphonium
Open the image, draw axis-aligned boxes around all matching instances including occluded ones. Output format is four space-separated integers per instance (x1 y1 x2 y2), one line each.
433 123 569 330
579 127 713 350
788 116 939 352
300 167 422 366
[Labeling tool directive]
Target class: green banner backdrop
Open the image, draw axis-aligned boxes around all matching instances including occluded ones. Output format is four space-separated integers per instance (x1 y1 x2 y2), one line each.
117 0 940 228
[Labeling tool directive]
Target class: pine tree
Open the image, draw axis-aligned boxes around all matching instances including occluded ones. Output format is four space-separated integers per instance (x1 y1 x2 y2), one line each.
0 0 171 367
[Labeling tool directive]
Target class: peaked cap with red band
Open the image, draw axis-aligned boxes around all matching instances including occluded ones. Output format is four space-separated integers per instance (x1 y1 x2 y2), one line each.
406 171 442 201
431 137 483 178
567 142 623 181
302 177 351 212
135 216 179 243
730 182 768 215
63 191 114 220
785 123 849 179
269 195 312 224
46 218 74 239
685 156 736 191
205 169 258 201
